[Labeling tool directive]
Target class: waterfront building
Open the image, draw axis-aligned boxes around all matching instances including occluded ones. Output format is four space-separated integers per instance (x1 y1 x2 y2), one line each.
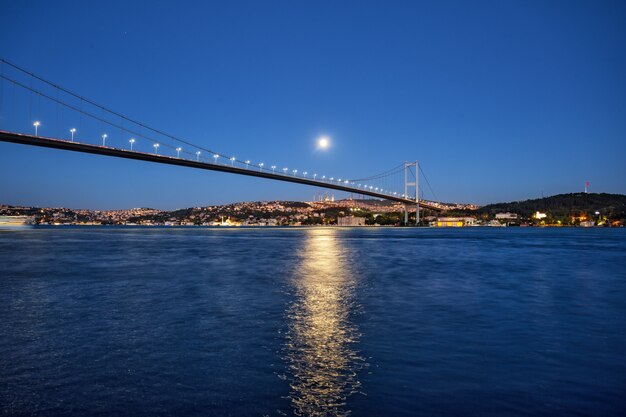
431 217 477 227
495 212 518 220
338 216 366 226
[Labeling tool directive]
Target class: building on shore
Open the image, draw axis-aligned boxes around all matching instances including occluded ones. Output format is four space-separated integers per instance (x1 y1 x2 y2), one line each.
495 212 518 220
338 216 366 226
431 217 478 227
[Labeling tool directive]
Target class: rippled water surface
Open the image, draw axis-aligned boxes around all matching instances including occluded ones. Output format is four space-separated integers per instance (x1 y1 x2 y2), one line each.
1 227 625 416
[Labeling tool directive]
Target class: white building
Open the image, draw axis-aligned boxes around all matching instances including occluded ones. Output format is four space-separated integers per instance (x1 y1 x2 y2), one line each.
495 212 518 220
338 216 366 226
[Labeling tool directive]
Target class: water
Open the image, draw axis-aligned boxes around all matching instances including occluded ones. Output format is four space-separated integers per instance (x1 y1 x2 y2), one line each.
1 227 625 416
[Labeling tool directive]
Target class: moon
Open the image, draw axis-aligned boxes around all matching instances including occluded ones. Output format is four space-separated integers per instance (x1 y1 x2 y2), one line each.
318 136 330 149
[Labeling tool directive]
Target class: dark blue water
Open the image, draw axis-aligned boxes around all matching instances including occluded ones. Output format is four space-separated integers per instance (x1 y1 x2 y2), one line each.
1 227 625 416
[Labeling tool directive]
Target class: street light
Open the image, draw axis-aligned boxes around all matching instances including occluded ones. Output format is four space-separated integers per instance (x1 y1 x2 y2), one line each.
213 153 219 163
259 162 264 172
102 134 107 146
282 167 288 174
322 175 326 181
313 173 317 180
197 151 202 161
271 165 276 173
153 143 160 154
33 121 40 136
176 147 182 158
245 160 250 169
70 128 76 142
230 157 236 166
129 138 136 150
293 169 298 176
303 171 308 178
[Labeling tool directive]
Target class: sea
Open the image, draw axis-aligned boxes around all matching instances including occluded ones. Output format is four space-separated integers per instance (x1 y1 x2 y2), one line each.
1 227 625 416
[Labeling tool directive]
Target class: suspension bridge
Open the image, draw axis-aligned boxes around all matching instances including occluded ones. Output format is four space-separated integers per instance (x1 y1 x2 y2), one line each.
0 58 443 224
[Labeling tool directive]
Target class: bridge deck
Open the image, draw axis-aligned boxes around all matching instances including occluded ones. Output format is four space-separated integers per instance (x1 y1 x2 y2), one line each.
0 130 441 210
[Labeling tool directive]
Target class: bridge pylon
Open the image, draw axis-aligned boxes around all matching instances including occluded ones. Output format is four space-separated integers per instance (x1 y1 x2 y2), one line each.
404 161 419 225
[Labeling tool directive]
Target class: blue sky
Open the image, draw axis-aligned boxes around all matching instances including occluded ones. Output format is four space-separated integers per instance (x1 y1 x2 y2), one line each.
1 0 625 209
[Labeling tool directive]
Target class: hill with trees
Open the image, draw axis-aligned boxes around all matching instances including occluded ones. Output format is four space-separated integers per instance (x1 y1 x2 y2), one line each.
475 193 626 224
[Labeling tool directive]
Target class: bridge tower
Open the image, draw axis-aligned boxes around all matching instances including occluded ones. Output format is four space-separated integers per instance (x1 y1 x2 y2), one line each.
404 161 419 225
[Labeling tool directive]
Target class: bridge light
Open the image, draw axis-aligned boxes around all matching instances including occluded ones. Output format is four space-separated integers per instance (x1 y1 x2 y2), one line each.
102 133 107 146
337 178 341 183
153 143 160 154
230 157 236 166
271 165 276 173
322 175 326 180
176 147 182 157
129 138 136 150
303 171 307 177
313 173 317 179
245 160 250 169
259 162 264 172
292 169 298 176
213 154 219 163
330 177 334 181
70 128 76 142
282 167 288 174
33 121 40 136
197 151 202 161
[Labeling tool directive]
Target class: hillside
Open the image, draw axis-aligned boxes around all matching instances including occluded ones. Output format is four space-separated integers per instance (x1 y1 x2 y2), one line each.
477 193 626 220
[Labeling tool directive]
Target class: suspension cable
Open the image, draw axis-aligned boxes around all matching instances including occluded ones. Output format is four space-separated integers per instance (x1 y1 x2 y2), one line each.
348 163 405 182
0 57 227 159
419 164 438 201
0 74 193 155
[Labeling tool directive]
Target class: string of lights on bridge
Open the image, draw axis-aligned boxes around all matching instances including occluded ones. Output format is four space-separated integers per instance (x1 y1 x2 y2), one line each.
0 57 437 202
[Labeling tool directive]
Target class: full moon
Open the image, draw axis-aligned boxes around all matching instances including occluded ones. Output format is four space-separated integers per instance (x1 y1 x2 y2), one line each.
318 136 330 149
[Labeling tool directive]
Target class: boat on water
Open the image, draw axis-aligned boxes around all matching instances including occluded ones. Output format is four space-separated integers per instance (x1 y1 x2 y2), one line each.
0 215 34 229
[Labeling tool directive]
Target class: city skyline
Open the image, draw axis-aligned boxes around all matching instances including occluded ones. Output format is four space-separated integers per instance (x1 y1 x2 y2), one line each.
1 1 625 210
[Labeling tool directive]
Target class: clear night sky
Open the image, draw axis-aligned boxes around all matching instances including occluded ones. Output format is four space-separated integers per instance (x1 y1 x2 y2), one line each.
1 1 625 210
